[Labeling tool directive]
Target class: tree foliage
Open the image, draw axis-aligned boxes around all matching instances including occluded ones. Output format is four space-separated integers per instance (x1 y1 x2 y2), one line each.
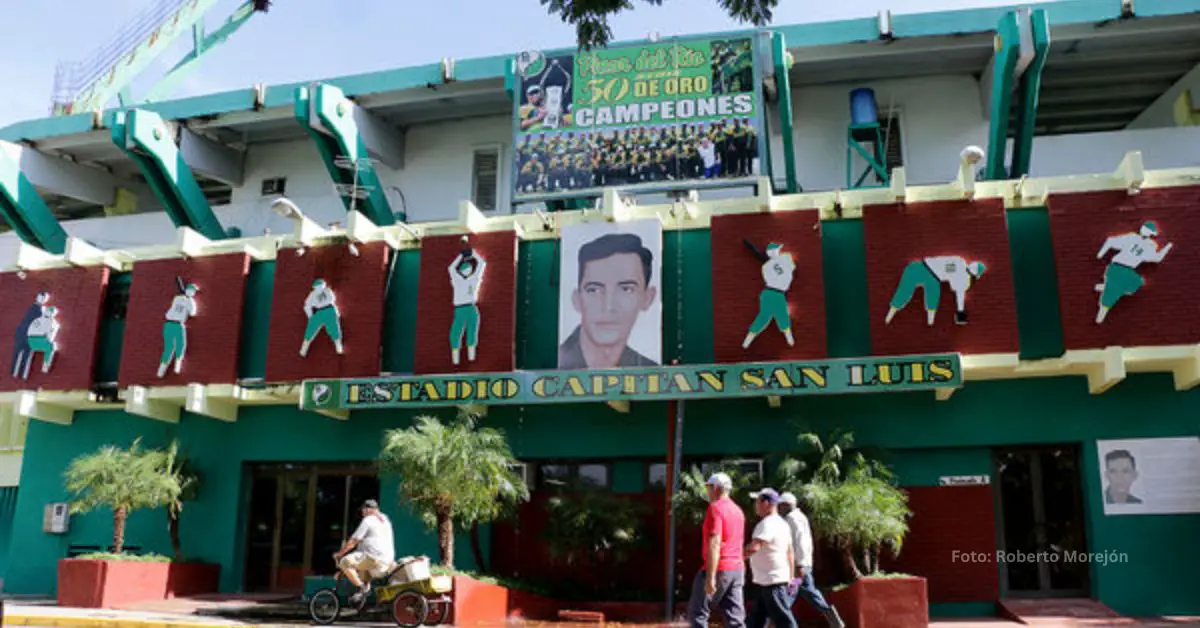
64 438 184 555
379 412 528 569
541 0 780 49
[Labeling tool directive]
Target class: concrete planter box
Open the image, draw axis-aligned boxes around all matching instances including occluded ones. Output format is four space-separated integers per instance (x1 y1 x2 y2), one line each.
57 559 220 608
796 576 927 628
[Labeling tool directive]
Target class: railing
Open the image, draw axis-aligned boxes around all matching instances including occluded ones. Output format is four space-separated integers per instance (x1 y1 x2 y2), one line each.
49 0 192 113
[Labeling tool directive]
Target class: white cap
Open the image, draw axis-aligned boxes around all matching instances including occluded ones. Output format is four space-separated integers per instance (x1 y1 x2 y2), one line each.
706 472 733 491
780 492 798 506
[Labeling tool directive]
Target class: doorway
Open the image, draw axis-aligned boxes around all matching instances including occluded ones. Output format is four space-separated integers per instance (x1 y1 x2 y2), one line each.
243 463 381 592
994 446 1090 597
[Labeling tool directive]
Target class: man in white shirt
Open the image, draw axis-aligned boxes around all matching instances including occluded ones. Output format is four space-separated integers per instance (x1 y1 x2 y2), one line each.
1094 221 1172 324
742 241 797 349
300 278 344 357
448 242 487 365
699 138 719 178
158 281 199 378
779 492 844 628
335 499 396 603
744 488 797 628
885 256 987 326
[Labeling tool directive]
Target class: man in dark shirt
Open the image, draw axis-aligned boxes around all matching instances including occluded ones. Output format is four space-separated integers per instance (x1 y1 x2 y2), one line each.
558 232 658 369
11 292 48 378
1104 449 1144 504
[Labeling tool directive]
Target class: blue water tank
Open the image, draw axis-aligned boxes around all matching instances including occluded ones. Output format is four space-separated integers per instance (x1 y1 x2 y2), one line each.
850 88 879 126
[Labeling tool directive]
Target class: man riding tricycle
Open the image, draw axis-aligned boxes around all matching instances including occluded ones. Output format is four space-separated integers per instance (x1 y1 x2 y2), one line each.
307 500 451 627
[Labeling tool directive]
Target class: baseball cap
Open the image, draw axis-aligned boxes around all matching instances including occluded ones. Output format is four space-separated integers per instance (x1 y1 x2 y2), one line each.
362 499 379 509
750 488 781 504
706 472 733 491
1141 221 1160 236
779 492 798 506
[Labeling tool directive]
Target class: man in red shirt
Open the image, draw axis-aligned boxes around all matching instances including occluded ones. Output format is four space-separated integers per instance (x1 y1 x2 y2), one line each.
686 472 746 628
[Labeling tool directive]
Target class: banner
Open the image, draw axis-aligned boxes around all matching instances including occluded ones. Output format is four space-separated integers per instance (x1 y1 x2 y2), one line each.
558 219 662 369
300 354 962 411
513 35 763 201
1097 437 1200 516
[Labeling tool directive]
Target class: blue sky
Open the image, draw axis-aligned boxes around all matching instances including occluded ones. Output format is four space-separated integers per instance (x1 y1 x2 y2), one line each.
0 0 1035 128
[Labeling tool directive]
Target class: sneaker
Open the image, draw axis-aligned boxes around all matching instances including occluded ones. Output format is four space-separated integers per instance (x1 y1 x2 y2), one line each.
349 583 370 604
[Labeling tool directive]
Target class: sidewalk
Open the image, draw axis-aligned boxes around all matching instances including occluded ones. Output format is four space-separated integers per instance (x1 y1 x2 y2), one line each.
1 604 260 628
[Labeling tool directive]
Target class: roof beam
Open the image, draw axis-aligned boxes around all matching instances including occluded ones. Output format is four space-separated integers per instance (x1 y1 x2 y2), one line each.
178 126 245 186
1 140 122 206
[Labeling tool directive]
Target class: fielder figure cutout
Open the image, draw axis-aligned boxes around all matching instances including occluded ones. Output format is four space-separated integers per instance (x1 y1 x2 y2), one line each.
159 278 199 378
23 305 61 378
886 256 987 326
11 292 49 378
742 240 796 348
449 236 487 365
1094 221 1172 324
301 278 344 357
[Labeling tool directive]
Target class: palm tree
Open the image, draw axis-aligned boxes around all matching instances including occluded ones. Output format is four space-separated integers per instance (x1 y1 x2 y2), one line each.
379 412 528 569
64 439 182 555
154 440 198 559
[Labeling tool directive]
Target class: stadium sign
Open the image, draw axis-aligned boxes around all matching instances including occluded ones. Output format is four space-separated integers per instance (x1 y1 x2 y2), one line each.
300 354 963 411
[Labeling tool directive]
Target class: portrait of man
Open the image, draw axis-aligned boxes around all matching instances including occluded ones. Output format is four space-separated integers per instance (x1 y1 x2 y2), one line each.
558 220 662 369
1103 449 1143 505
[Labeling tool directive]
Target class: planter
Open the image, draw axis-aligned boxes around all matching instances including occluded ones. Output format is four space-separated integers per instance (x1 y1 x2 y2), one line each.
57 559 220 608
449 575 558 625
799 576 927 628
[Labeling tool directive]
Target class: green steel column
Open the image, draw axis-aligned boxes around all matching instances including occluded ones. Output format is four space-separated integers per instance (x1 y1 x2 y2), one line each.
112 108 227 240
0 148 68 254
1010 10 1051 178
772 33 798 194
985 12 1020 181
143 1 264 103
295 83 396 226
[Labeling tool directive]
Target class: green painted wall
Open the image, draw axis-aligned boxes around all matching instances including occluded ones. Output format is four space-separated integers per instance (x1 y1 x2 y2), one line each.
6 375 1197 616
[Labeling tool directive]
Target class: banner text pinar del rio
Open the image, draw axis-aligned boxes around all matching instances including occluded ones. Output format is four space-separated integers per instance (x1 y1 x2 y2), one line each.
301 354 962 411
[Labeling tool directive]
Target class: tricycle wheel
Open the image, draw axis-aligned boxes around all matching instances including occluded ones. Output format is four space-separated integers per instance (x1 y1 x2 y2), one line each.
392 590 429 628
308 588 341 625
423 597 450 626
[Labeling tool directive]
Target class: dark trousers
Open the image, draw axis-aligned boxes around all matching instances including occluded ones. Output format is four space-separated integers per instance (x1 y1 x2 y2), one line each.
788 572 833 613
748 583 797 628
688 569 745 628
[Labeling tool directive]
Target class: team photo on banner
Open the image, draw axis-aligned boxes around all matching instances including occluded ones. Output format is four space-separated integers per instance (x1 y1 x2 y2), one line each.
513 36 762 200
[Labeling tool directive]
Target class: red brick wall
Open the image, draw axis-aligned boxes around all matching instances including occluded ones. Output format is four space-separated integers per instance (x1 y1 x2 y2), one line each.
1048 187 1200 349
118 254 250 387
0 267 109 392
864 199 1019 356
710 212 828 362
882 486 999 603
413 232 518 375
265 242 389 382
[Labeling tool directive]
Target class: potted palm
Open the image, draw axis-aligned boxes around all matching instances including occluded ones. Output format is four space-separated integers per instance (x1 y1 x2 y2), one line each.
780 432 925 628
58 439 219 608
378 412 531 626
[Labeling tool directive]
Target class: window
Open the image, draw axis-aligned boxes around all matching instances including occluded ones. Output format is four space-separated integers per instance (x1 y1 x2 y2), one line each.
508 462 533 490
534 462 611 490
878 112 904 174
645 458 764 490
261 177 287 196
471 146 501 211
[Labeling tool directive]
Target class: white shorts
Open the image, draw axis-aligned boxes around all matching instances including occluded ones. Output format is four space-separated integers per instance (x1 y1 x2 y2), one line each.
338 551 392 580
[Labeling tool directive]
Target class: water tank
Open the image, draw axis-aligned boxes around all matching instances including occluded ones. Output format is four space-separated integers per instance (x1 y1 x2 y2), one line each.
850 88 879 126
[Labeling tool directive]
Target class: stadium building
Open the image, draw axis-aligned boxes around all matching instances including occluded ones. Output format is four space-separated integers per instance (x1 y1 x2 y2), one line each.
0 0 1197 620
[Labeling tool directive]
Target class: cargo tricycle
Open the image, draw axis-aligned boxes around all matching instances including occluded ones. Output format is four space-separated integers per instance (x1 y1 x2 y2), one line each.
308 556 451 627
